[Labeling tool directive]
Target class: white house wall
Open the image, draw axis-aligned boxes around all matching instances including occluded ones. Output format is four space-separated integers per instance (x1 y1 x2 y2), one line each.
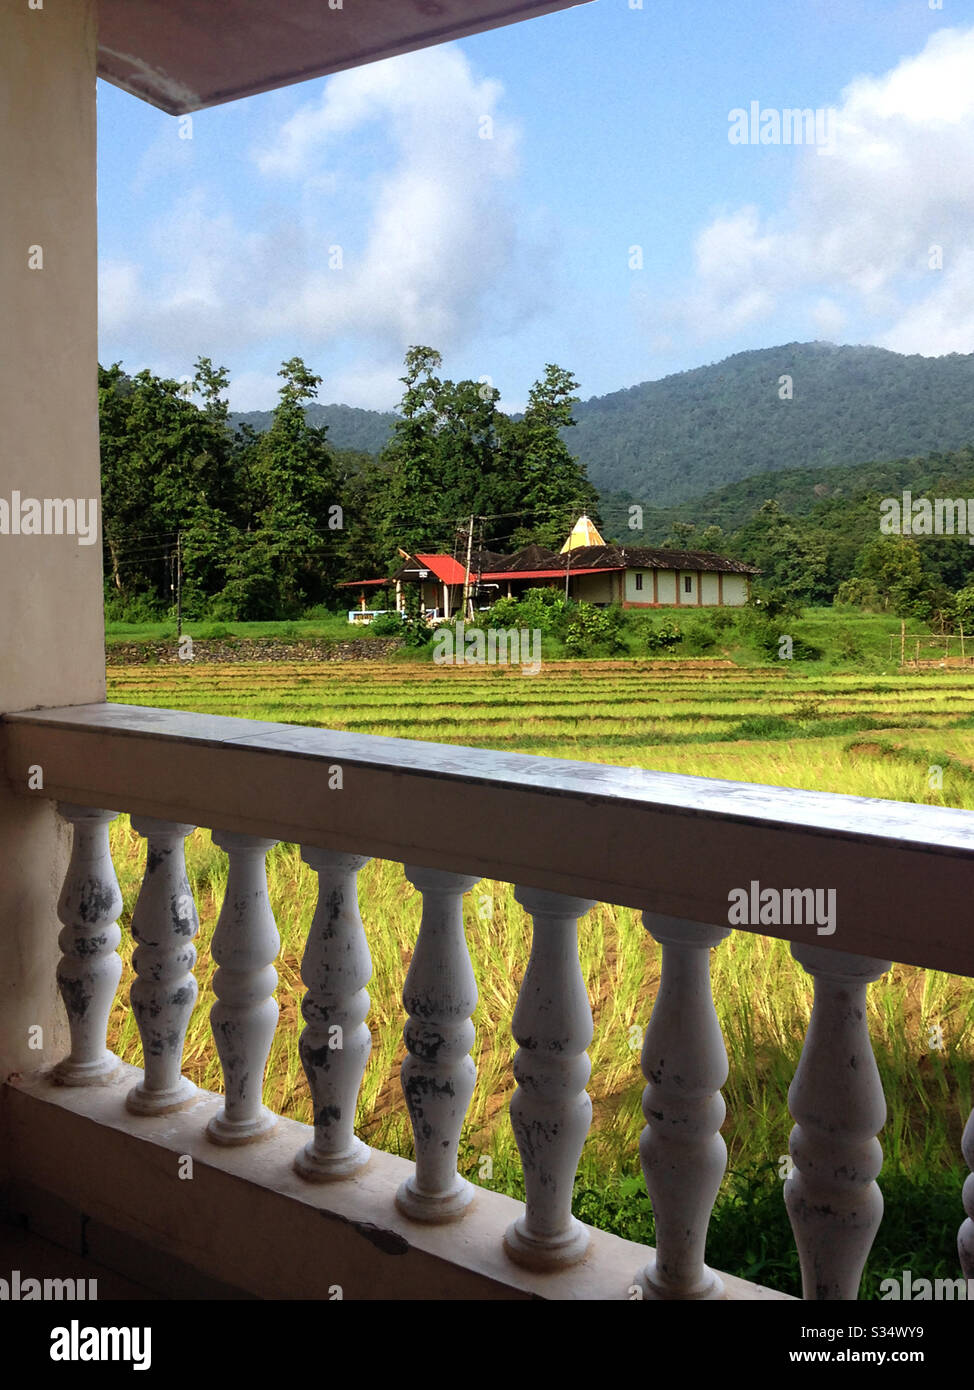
721 574 749 606
656 571 678 605
621 568 749 607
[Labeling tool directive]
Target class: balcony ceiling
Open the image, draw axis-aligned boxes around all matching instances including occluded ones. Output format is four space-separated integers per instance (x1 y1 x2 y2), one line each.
97 0 592 114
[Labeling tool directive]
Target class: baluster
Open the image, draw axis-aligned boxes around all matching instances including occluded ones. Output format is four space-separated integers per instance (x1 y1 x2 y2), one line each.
786 944 890 1300
52 804 124 1086
959 1105 974 1279
294 849 373 1181
635 914 731 1299
503 886 596 1270
206 832 280 1145
126 819 200 1115
396 867 481 1223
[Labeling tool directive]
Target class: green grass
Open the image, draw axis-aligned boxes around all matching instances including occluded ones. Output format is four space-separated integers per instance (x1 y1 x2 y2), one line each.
105 604 942 670
104 656 974 1297
105 613 362 645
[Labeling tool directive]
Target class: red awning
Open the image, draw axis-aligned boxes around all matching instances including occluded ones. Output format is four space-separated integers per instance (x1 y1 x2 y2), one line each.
413 555 470 585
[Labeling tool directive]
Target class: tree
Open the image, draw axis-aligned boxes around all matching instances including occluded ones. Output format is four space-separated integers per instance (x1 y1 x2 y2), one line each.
231 357 342 616
663 521 697 550
852 536 939 618
728 500 829 604
378 347 443 558
99 360 239 613
501 364 601 550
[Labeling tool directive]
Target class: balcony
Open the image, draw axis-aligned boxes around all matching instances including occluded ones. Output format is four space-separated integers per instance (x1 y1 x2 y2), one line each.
2 700 972 1303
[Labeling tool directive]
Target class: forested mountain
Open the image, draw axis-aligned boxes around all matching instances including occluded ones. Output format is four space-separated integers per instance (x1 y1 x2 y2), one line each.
229 402 398 456
599 446 974 544
569 342 974 506
231 343 974 511
596 444 974 621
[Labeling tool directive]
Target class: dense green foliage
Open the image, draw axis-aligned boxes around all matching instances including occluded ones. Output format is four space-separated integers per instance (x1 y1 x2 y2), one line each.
100 342 974 631
600 447 974 625
375 349 600 557
226 342 974 516
99 348 598 621
229 401 398 456
571 341 974 506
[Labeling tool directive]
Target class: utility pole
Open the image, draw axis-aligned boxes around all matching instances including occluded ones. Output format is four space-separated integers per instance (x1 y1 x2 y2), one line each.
461 515 474 620
176 531 183 639
564 543 572 600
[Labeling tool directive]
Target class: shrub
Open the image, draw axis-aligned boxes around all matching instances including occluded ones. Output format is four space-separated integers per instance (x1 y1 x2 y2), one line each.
369 612 408 637
709 607 736 631
484 588 569 636
563 603 626 657
103 591 166 624
833 627 864 660
681 621 717 655
645 618 682 654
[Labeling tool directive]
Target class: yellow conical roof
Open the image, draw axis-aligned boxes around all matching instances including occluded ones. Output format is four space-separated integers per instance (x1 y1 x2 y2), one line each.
560 515 605 552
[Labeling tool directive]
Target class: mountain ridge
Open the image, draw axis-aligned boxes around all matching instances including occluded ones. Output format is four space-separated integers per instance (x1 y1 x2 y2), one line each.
230 342 974 508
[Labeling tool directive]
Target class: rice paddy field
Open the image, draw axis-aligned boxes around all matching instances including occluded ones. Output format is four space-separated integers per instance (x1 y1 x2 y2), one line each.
104 657 974 1297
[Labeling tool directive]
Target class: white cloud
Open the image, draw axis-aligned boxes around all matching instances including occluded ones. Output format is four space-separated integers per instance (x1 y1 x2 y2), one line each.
99 45 548 407
670 24 974 355
224 370 288 413
810 296 848 337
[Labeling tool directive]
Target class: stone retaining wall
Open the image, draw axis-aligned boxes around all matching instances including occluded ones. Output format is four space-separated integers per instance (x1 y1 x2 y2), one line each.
106 637 404 665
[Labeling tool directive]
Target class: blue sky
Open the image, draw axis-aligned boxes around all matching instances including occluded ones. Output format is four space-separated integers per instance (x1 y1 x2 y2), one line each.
97 0 974 415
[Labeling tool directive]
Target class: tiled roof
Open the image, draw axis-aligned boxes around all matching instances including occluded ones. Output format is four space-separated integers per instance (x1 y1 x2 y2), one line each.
479 545 758 576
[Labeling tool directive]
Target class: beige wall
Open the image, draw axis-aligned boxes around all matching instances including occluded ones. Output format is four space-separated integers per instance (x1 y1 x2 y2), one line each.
701 572 720 605
0 0 104 1092
656 570 677 605
572 572 614 605
722 574 749 606
624 570 649 602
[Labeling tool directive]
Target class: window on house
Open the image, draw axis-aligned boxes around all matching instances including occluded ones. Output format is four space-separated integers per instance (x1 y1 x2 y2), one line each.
635 573 643 591
684 576 692 594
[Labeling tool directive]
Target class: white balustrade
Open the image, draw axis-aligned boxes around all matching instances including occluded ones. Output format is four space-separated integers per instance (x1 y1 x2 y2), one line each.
503 886 596 1270
785 944 891 1300
960 1105 974 1279
294 849 373 1181
52 804 124 1086
126 819 199 1115
396 867 480 1223
635 914 731 1299
206 832 280 1145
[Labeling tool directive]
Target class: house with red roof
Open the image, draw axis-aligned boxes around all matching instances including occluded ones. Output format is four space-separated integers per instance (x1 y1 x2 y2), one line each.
340 520 758 622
